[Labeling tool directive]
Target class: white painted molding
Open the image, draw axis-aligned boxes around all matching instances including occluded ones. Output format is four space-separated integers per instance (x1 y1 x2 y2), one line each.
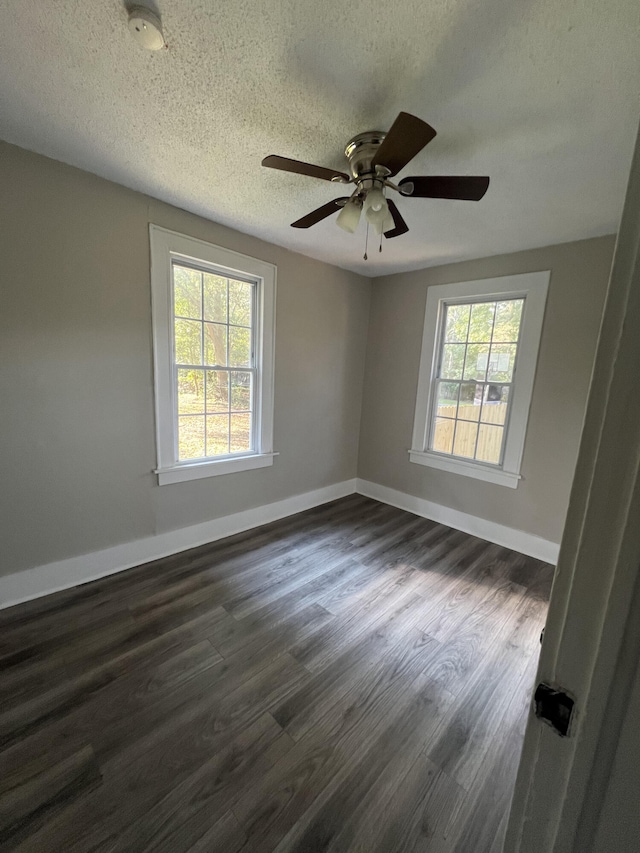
408 449 521 488
155 452 276 485
0 479 357 610
0 475 559 611
356 478 559 563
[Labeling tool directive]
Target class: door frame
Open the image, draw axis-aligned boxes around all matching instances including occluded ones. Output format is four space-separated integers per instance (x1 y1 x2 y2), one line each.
505 121 640 852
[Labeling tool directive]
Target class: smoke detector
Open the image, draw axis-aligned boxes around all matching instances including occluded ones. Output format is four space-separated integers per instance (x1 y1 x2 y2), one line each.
127 6 165 50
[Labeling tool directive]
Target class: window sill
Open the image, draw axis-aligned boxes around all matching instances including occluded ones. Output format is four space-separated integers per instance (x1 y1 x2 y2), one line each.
408 449 521 488
155 452 276 485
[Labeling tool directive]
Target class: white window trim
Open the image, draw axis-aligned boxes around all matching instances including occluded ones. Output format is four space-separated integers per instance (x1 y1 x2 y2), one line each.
149 225 276 485
409 270 550 488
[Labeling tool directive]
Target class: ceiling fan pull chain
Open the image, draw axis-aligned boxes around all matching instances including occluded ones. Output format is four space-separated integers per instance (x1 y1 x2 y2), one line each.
379 231 383 253
364 221 370 261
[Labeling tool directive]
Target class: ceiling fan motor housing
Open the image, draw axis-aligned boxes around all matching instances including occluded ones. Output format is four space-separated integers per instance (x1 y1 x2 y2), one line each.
343 131 389 183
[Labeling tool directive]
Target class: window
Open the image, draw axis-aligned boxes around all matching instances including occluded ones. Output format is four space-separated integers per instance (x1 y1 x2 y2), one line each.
410 272 549 488
431 298 523 465
150 226 276 485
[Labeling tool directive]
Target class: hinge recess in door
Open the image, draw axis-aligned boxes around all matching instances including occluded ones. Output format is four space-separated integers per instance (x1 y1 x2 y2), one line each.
534 682 575 737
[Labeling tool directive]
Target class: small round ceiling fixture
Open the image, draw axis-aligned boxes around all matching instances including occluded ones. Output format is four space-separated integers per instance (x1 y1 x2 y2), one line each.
127 6 165 50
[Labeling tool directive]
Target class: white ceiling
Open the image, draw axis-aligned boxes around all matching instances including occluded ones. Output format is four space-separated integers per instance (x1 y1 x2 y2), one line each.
0 0 638 277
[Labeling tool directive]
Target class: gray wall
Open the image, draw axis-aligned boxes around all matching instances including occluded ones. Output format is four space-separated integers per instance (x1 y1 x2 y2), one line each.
0 138 618 580
0 141 371 577
357 236 615 544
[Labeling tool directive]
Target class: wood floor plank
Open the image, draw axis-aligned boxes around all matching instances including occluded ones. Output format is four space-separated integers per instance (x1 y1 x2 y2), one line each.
279 627 438 744
103 714 294 853
233 668 454 853
211 602 335 665
365 757 463 853
0 745 102 852
270 681 458 853
186 809 248 853
1 606 229 714
445 663 536 853
232 555 367 628
221 547 357 619
425 586 544 792
90 651 306 768
273 600 439 742
289 579 422 672
0 496 550 853
417 576 528 697
419 546 516 642
10 653 308 853
0 637 224 752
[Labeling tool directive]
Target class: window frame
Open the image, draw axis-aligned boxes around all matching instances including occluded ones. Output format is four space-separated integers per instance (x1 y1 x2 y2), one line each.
150 225 276 485
409 271 549 488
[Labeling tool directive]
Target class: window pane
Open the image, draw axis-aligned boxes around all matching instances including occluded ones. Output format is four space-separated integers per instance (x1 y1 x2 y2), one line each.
440 344 465 379
205 414 229 456
444 304 470 342
492 300 523 343
229 279 253 326
463 343 490 381
435 380 459 419
204 323 227 366
432 417 454 454
177 369 204 414
230 413 251 453
229 326 251 367
475 424 504 464
203 273 227 323
206 370 229 413
481 385 510 424
231 371 251 411
453 421 478 458
458 382 482 421
173 265 201 319
175 319 202 365
178 415 205 460
488 344 517 382
468 302 495 342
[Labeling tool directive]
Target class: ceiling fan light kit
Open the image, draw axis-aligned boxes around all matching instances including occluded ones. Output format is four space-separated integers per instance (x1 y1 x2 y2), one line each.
336 199 362 233
364 187 386 213
262 112 490 259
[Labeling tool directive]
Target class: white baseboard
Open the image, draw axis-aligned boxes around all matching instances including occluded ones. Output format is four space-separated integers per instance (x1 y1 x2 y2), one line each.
0 479 358 610
356 479 560 564
0 475 559 611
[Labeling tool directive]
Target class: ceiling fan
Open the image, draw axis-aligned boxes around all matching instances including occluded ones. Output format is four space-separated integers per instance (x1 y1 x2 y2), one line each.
261 112 489 246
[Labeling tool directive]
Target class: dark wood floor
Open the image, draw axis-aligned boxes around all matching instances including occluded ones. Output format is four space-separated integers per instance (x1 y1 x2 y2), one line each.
0 495 552 853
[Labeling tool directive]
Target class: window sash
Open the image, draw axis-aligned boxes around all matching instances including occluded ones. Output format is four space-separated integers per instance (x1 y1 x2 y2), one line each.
427 297 524 468
170 259 258 463
428 384 511 467
174 366 256 461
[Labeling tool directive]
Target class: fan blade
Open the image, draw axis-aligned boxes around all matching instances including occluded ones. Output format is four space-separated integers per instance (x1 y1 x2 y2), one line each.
262 155 349 183
291 198 349 228
399 176 490 200
384 199 409 239
371 112 437 177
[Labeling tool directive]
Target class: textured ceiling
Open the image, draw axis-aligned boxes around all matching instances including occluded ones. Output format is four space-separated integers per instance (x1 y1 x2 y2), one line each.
0 0 638 277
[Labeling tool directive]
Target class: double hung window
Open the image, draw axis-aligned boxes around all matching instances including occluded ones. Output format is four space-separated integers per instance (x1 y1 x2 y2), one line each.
410 272 549 487
150 226 276 485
